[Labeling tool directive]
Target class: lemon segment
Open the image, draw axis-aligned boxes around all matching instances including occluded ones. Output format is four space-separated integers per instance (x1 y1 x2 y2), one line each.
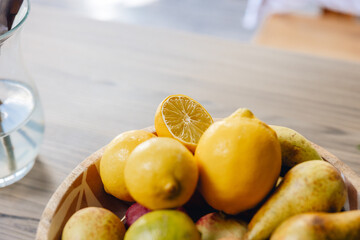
155 94 213 152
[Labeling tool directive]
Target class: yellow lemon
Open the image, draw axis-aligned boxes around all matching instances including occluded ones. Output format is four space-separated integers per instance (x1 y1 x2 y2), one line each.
195 108 281 214
154 94 213 152
100 130 156 202
124 137 198 210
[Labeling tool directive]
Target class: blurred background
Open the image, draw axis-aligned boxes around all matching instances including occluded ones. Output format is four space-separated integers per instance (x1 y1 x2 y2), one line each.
31 0 360 62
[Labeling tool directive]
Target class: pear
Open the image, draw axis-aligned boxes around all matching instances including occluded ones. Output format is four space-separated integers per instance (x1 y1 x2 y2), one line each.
62 207 125 240
245 160 347 240
270 125 322 167
196 212 247 240
271 210 360 240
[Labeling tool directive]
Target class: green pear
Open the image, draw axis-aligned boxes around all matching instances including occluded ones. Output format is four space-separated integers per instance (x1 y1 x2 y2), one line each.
271 210 360 240
62 207 125 240
270 125 322 167
245 160 347 240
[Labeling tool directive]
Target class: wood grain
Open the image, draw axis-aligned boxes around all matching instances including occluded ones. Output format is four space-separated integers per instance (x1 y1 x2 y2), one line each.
0 3 359 239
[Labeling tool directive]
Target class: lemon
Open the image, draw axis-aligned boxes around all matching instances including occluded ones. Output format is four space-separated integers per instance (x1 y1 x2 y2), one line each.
195 108 281 214
154 94 213 152
124 210 200 240
124 137 198 210
100 130 156 202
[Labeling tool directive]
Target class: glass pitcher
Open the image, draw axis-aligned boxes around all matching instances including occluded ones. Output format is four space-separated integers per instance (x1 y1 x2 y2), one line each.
0 0 44 187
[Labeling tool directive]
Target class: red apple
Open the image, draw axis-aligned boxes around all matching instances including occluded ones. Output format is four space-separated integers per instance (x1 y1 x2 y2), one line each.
125 203 187 228
125 203 151 228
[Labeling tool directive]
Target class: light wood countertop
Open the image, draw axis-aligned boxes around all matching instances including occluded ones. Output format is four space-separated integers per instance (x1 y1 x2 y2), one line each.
0 4 359 239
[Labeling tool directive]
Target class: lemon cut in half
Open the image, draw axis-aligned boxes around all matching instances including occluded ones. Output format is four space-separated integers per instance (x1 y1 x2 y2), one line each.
155 94 213 152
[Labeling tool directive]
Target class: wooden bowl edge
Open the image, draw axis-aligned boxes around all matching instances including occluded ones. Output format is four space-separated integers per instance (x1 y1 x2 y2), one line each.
36 126 155 239
312 142 360 209
35 147 106 240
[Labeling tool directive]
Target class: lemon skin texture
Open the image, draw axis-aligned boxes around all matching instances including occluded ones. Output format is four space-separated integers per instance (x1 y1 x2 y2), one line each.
124 137 199 210
195 108 282 214
100 130 156 202
124 210 201 240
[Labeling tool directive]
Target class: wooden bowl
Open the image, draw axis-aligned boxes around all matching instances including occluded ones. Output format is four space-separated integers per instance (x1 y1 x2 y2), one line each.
35 126 360 240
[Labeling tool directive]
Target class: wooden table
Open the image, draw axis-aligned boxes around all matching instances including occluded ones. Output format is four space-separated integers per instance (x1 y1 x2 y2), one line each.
1 4 360 239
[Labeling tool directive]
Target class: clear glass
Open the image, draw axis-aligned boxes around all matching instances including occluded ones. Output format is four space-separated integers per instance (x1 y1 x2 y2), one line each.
0 0 44 187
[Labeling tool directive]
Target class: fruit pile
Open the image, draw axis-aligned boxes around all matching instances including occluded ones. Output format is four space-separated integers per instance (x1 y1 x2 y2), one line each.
62 94 360 240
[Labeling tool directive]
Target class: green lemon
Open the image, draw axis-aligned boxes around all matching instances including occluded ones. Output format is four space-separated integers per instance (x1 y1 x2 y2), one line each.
124 210 200 240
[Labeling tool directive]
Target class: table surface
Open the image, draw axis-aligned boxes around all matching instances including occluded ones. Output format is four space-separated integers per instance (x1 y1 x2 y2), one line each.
1 4 360 239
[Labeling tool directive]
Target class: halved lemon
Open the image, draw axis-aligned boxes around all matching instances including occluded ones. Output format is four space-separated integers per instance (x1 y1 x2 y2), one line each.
154 94 213 152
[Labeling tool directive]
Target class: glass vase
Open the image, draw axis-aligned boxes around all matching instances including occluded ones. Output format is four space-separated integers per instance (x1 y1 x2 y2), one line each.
0 0 44 187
